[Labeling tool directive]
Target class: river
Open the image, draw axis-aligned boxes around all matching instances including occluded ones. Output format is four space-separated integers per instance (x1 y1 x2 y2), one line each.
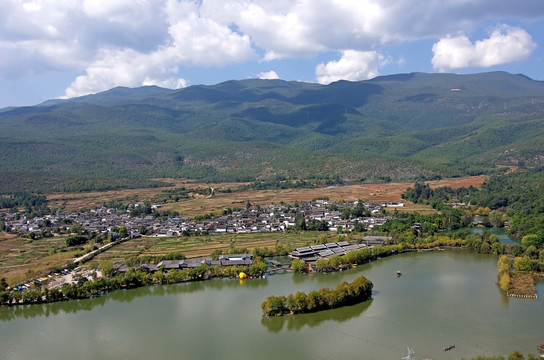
1 250 542 360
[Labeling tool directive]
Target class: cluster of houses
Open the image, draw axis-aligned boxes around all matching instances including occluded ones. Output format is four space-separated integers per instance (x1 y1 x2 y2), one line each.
159 254 254 270
113 254 256 273
1 199 401 239
114 236 393 274
288 236 391 262
115 236 392 274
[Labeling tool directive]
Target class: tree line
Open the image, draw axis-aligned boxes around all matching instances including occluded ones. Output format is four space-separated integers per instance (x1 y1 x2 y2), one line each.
0 191 50 218
0 259 270 307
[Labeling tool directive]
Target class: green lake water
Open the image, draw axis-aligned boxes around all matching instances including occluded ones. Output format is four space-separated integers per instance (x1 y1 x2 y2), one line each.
446 227 520 245
1 250 542 360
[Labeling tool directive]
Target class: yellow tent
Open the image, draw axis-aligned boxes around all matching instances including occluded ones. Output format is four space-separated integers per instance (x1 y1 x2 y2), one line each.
239 272 247 279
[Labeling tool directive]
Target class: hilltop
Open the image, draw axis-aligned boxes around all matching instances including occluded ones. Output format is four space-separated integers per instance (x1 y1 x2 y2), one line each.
1 71 544 192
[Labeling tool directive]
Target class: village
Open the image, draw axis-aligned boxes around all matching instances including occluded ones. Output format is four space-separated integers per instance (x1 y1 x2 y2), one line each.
1 199 404 240
0 198 404 293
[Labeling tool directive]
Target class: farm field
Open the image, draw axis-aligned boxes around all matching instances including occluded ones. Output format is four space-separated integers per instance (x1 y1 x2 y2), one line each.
0 233 80 286
91 231 335 264
1 175 487 286
46 175 487 215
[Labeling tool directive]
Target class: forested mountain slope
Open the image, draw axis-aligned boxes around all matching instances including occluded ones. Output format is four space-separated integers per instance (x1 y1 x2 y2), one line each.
1 71 544 192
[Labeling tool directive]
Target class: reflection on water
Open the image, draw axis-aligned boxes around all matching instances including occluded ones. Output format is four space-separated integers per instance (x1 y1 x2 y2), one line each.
446 227 520 244
500 292 510 307
0 295 108 322
261 299 373 332
0 276 269 321
1 250 542 360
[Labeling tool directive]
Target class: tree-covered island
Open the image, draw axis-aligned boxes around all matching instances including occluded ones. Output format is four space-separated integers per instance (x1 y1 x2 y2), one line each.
261 275 373 316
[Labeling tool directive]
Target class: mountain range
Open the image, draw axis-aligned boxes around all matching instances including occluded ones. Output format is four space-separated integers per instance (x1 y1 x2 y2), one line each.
1 71 544 192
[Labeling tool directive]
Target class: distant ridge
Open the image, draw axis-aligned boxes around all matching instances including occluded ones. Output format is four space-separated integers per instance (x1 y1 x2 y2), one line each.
1 71 544 192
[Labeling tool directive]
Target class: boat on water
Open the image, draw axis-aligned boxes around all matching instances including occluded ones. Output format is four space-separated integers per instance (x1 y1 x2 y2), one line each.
537 344 544 352
444 345 455 351
401 346 414 360
396 270 401 277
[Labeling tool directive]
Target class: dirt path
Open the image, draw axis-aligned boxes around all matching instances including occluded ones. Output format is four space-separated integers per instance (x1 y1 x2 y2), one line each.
73 242 116 264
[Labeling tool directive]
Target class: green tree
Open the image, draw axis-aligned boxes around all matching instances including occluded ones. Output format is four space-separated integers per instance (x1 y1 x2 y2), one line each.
329 255 342 269
488 210 504 227
498 255 511 275
0 277 8 291
0 291 11 305
514 256 533 272
508 351 525 360
248 259 268 276
315 258 330 271
521 234 540 248
353 220 365 232
69 224 85 235
499 272 510 292
306 291 321 311
210 249 223 261
293 291 307 313
152 271 166 285
66 235 88 246
285 294 296 313
100 260 115 277
291 259 307 273
117 225 128 239
480 241 492 254
261 295 286 316
295 215 307 230
525 245 538 258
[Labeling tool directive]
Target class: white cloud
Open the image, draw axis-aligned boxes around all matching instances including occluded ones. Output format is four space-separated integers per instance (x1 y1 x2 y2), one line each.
64 48 187 98
316 50 389 84
65 0 257 97
2 0 544 99
0 0 169 79
230 0 544 60
432 25 537 72
257 71 279 80
166 10 255 67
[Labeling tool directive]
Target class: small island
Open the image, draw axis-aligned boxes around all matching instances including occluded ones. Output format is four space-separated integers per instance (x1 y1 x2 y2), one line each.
261 275 373 316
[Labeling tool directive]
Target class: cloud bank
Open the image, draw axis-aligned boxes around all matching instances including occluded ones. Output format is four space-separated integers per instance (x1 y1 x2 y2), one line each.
432 25 537 72
316 51 389 84
257 71 280 80
1 0 542 97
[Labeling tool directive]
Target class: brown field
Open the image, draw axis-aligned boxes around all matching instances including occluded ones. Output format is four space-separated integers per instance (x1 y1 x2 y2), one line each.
150 175 487 216
509 272 537 297
47 175 488 216
0 233 80 286
46 178 195 210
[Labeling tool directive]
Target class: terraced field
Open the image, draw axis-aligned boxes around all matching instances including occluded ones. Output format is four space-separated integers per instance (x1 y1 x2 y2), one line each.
0 234 79 285
91 232 336 263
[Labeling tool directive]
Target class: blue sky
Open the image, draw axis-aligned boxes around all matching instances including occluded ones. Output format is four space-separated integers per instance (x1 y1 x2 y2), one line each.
1 0 544 108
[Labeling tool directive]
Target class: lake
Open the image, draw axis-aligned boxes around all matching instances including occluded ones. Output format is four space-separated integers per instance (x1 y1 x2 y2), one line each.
1 250 542 360
446 227 520 245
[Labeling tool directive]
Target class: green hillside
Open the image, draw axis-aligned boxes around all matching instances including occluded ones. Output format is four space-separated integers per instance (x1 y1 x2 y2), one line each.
1 71 544 192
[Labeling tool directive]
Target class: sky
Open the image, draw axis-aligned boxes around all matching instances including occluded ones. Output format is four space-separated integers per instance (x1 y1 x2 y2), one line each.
1 0 544 108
